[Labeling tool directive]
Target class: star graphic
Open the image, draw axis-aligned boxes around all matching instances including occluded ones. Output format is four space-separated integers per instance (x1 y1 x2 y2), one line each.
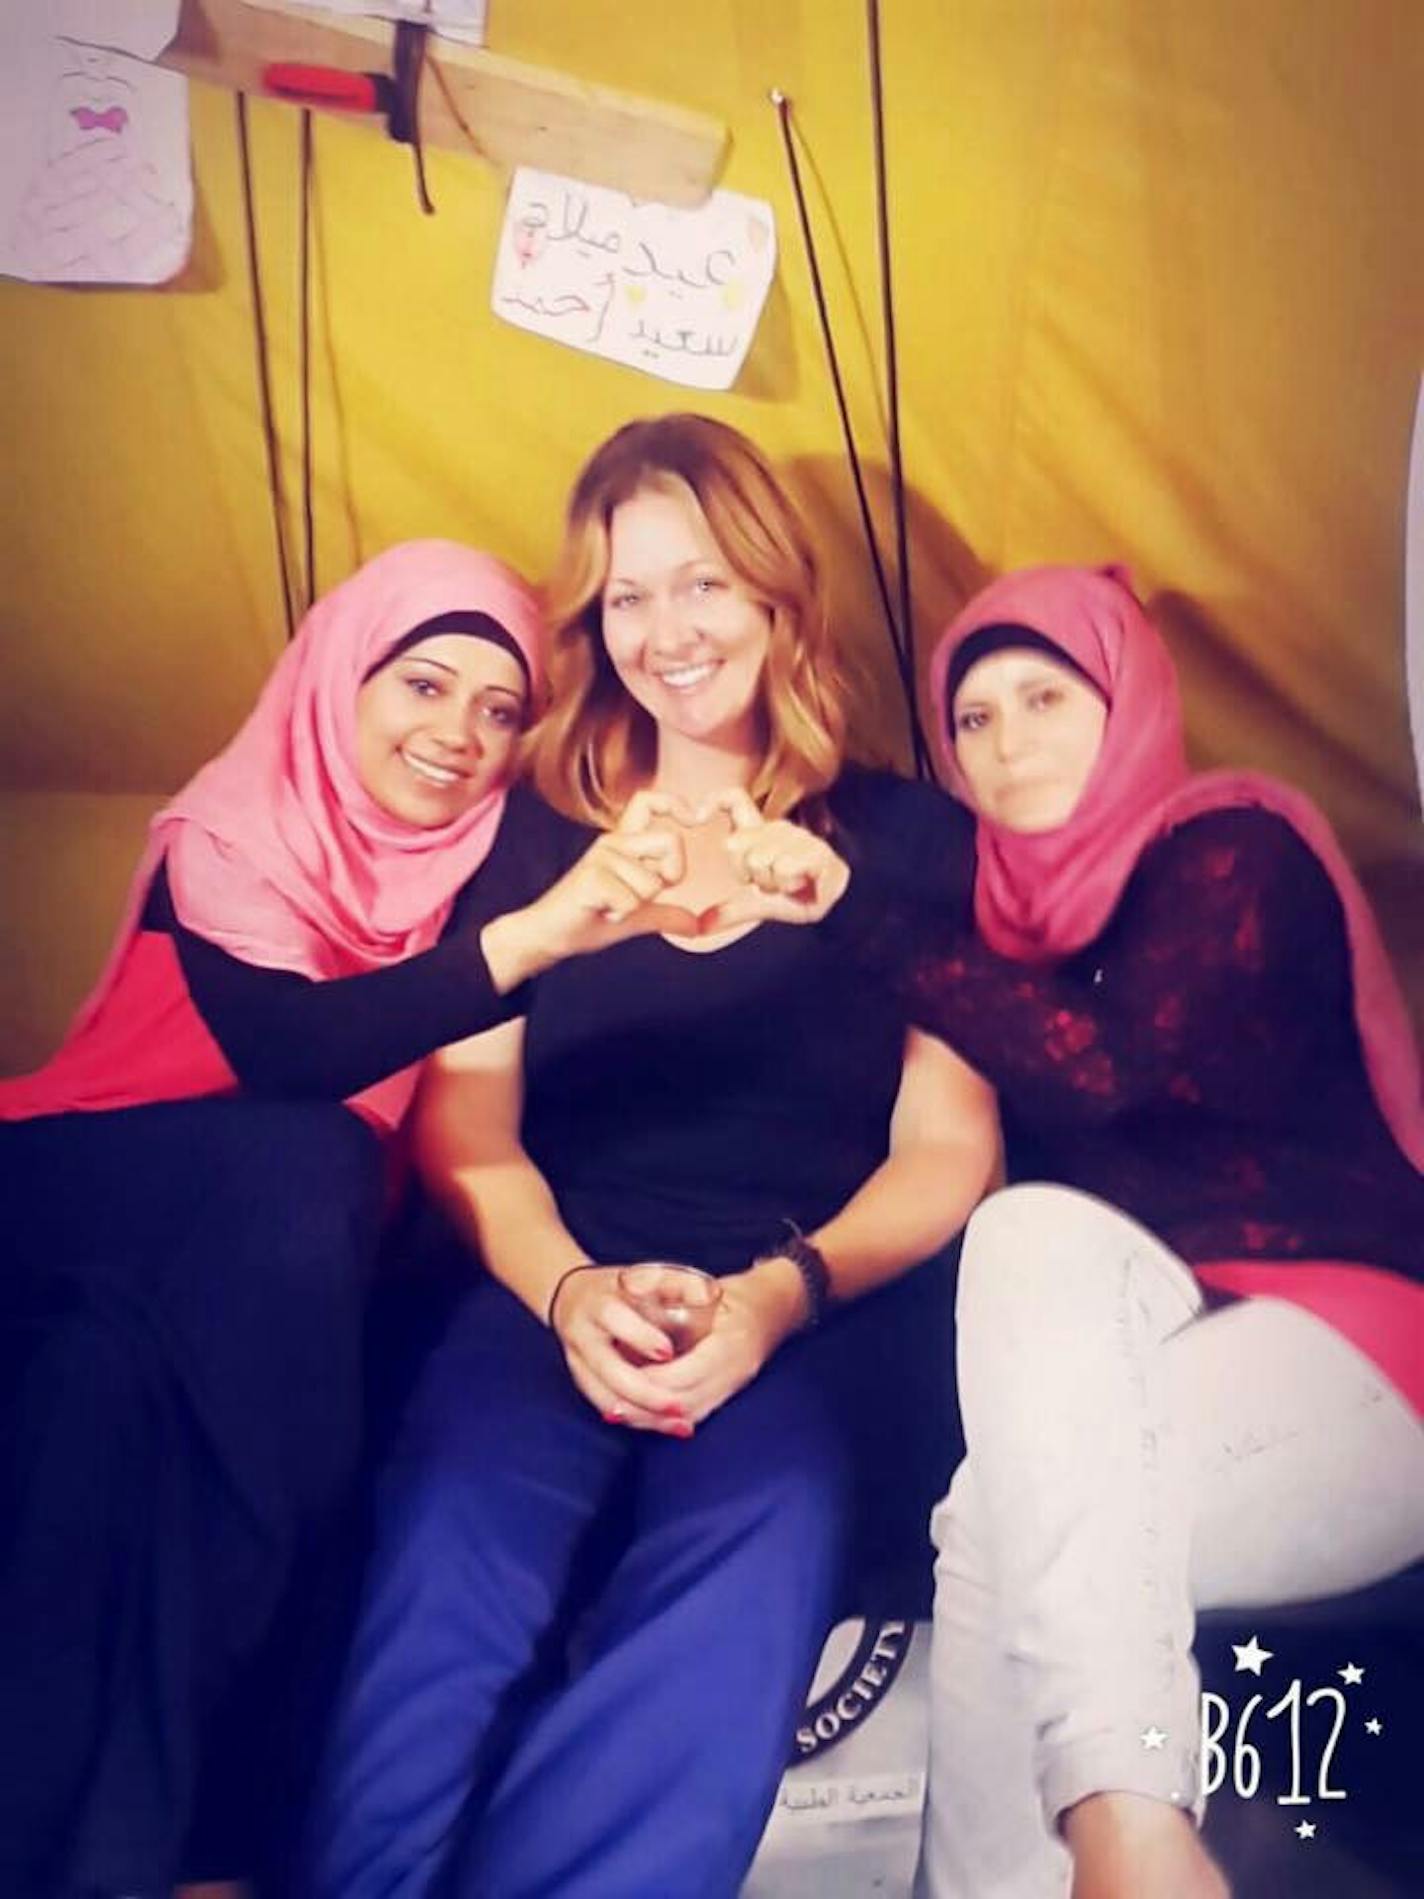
1339 1663 1364 1686
1232 1635 1273 1675
1140 1726 1168 1751
1365 1717 1383 1736
1296 1821 1317 1841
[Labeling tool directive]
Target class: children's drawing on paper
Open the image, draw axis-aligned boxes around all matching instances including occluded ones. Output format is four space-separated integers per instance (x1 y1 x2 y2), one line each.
52 1 181 63
241 1 488 46
0 2 192 287
5 44 191 285
492 170 777 392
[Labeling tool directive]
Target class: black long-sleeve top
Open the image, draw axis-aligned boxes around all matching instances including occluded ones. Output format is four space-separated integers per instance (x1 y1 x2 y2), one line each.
141 860 524 1101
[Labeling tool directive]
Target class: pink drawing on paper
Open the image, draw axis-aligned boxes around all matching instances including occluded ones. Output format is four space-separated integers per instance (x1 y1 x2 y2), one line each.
8 45 190 286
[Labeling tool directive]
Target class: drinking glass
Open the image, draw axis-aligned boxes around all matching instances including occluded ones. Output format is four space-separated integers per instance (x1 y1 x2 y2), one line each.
616 1262 722 1356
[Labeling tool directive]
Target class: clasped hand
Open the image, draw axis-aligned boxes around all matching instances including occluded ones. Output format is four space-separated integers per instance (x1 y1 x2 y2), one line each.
550 1261 805 1435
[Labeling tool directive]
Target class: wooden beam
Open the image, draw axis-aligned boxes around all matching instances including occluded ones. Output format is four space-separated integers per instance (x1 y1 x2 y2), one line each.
160 0 728 206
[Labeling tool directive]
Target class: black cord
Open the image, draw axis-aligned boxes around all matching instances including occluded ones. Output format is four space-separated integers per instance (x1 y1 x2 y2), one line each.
299 108 316 611
235 94 296 640
393 22 436 215
770 90 915 754
867 1 931 776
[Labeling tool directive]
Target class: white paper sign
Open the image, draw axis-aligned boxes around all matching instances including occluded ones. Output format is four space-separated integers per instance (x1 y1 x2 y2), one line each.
492 168 777 392
52 1 181 62
240 0 487 45
0 14 192 287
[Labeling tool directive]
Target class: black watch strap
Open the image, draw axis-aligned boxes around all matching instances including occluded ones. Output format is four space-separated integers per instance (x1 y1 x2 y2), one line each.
765 1219 831 1329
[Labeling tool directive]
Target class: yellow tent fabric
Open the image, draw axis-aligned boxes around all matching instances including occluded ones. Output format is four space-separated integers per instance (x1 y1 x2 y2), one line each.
2 0 1421 1071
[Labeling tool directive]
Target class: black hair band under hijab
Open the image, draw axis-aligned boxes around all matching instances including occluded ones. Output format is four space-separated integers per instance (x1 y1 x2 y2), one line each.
944 622 1106 722
362 610 532 690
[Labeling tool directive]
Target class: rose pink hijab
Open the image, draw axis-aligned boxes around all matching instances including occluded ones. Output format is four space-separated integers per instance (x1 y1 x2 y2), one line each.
928 563 1424 1170
4 539 541 1130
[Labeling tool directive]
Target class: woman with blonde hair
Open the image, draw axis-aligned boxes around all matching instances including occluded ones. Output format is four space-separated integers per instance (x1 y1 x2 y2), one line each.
530 410 841 825
306 415 999 1896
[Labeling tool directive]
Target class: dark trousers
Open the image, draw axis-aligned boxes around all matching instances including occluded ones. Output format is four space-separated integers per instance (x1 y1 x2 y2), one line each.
0 1098 382 1896
306 1278 866 1898
306 1244 963 1899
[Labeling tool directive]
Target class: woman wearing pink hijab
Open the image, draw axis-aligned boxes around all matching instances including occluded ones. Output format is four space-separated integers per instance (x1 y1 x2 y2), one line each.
0 540 682 1899
720 563 1424 1897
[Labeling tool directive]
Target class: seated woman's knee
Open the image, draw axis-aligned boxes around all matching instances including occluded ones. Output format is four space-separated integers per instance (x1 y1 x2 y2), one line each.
960 1181 1094 1286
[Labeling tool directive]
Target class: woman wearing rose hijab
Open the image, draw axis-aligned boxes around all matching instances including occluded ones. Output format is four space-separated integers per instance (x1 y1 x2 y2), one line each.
730 564 1424 1897
0 540 680 1899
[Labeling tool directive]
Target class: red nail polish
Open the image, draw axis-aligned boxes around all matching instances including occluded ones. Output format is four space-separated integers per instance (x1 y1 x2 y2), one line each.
602 1410 624 1425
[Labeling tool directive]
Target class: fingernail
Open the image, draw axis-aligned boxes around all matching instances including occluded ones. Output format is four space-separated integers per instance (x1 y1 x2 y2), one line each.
602 1410 625 1425
661 1403 687 1419
671 1421 695 1439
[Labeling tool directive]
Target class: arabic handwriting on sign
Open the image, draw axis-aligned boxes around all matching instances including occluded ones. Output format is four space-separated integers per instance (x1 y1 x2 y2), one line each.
631 319 736 359
624 240 737 292
492 168 777 389
700 247 735 287
547 190 621 256
500 275 615 346
503 291 590 318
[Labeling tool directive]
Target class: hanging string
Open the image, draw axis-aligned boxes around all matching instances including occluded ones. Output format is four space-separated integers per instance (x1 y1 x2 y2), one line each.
235 94 296 639
770 89 919 762
298 108 317 610
866 0 931 776
392 21 437 215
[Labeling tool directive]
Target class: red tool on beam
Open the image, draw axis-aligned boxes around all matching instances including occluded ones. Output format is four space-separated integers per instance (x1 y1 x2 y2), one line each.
260 21 435 213
262 64 391 114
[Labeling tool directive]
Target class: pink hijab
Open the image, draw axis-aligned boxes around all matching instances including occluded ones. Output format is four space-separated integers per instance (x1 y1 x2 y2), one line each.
147 538 540 979
10 540 541 1130
928 563 1424 1170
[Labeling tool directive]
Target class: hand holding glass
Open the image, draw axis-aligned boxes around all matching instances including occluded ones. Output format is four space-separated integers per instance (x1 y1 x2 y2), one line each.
616 1263 722 1357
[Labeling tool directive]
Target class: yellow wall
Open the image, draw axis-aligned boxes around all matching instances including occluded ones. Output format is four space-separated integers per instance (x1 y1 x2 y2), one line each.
2 0 1421 1068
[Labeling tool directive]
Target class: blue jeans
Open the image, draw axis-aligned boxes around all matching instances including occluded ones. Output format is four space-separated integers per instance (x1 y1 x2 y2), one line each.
306 1279 855 1897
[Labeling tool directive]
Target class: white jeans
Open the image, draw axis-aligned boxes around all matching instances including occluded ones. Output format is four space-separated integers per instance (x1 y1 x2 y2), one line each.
917 1183 1424 1899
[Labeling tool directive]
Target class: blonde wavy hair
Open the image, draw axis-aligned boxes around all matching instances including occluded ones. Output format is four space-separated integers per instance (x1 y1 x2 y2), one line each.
527 414 850 826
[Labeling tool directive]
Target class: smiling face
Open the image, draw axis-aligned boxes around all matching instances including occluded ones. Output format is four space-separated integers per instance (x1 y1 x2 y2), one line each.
599 485 772 763
354 632 527 827
951 646 1109 832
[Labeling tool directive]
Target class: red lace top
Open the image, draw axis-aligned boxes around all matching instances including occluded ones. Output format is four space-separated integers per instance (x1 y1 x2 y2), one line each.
835 805 1424 1410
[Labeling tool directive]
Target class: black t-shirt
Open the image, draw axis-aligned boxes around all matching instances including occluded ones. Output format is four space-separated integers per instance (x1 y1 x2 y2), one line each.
449 769 975 1273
